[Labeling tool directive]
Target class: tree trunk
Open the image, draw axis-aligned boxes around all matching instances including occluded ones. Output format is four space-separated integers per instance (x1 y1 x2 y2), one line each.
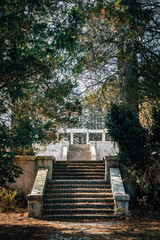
118 0 139 113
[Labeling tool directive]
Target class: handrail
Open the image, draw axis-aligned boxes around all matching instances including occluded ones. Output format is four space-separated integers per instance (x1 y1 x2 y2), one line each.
58 128 108 133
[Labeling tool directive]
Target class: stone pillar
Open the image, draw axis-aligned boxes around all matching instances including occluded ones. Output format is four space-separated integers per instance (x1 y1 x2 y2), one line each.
56 131 60 141
102 130 105 142
71 131 73 144
86 130 89 144
105 155 119 181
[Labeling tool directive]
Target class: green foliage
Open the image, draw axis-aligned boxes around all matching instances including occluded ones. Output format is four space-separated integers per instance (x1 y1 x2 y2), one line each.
0 0 83 137
0 0 83 186
106 104 149 168
0 154 22 186
0 187 17 212
70 0 160 112
55 7 85 51
106 104 160 199
150 107 160 153
0 123 22 186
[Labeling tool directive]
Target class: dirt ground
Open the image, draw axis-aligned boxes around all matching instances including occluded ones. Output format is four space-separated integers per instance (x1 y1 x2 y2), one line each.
0 210 160 240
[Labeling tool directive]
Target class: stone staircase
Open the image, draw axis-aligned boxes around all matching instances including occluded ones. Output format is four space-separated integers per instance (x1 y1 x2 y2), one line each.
67 144 91 161
42 160 115 220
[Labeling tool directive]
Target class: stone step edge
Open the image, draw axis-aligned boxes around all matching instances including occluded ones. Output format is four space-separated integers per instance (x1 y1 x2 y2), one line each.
51 180 108 182
52 173 105 176
47 184 110 187
42 214 115 218
46 187 111 190
43 210 115 213
53 168 104 170
54 161 104 164
44 202 114 206
45 189 112 192
44 194 113 198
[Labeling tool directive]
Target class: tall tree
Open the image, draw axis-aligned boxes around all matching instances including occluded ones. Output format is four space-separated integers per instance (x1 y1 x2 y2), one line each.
0 0 83 184
0 0 83 142
74 0 160 112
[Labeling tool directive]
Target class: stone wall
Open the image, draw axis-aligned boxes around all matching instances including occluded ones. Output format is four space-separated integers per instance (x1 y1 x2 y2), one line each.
35 141 118 161
90 141 119 160
10 156 54 197
36 141 69 160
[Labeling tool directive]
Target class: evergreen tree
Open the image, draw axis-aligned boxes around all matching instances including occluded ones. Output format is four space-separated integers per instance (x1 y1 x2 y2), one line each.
0 0 83 184
74 0 160 112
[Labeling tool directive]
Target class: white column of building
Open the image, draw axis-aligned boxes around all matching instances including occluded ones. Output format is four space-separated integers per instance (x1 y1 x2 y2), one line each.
71 131 74 144
102 130 106 142
86 130 89 144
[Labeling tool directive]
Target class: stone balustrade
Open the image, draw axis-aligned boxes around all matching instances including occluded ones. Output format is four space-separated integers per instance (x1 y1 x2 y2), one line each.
110 168 130 216
58 128 108 144
27 168 48 218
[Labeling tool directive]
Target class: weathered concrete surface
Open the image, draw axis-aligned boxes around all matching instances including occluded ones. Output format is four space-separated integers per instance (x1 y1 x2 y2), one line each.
110 168 130 216
10 156 37 197
10 156 54 196
90 141 119 160
90 145 96 160
89 142 96 160
36 141 69 160
62 146 68 160
36 141 118 161
36 156 53 181
27 168 48 218
105 155 119 181
67 144 91 161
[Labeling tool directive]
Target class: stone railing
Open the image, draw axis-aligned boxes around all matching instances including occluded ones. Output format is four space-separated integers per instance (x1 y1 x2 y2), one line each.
110 168 130 216
104 155 119 181
27 168 48 218
58 128 108 144
105 155 130 216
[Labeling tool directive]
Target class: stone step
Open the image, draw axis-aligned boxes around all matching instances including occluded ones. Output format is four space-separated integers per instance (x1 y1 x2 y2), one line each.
45 193 112 198
54 164 104 167
54 161 104 164
67 152 91 155
51 180 108 184
68 151 91 154
45 188 112 193
42 213 115 220
44 202 114 209
44 197 114 203
42 156 115 220
43 208 114 214
53 167 105 172
53 167 104 170
53 166 105 170
67 155 91 158
67 145 91 160
52 171 105 174
52 176 105 180
47 184 111 189
53 172 104 176
69 144 90 150
67 158 92 161
55 160 104 162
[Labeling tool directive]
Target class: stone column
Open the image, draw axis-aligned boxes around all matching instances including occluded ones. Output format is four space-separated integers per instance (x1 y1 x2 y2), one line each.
86 130 89 144
71 131 73 144
102 130 105 142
